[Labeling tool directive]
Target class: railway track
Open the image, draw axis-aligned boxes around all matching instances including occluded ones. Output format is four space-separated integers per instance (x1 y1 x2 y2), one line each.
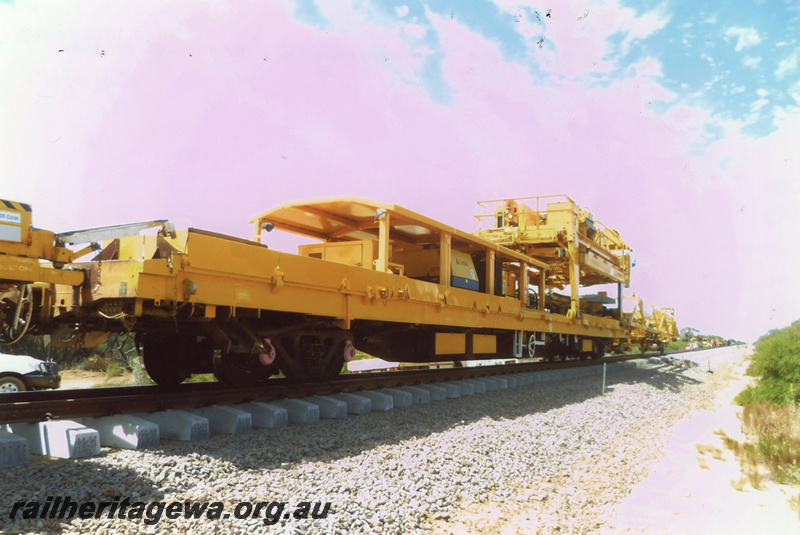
0 348 734 535
0 353 660 425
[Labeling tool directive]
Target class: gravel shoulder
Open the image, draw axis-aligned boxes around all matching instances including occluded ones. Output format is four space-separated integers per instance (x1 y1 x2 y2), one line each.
601 347 799 534
437 346 799 534
5 347 791 534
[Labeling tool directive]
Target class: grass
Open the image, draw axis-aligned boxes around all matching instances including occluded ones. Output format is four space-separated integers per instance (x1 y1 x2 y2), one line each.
731 475 748 492
695 443 727 472
696 442 726 462
105 360 128 378
667 340 685 352
183 373 217 383
790 492 800 521
747 464 766 490
720 403 800 487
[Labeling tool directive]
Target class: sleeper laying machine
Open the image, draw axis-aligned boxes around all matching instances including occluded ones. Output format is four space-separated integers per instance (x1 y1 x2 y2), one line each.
473 195 677 353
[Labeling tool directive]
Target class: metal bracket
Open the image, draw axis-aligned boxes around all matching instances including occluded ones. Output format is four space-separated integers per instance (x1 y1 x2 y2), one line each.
56 220 175 245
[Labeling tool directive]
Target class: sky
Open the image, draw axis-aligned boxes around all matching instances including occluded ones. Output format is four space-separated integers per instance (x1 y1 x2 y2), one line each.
1 0 798 343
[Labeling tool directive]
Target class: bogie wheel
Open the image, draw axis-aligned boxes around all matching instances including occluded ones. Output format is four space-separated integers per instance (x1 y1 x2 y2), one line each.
138 332 190 386
214 352 279 388
0 375 27 393
541 344 556 362
273 332 353 380
590 342 606 360
322 338 354 377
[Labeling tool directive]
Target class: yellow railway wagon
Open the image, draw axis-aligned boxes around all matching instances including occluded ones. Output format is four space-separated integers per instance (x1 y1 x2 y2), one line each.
0 196 673 386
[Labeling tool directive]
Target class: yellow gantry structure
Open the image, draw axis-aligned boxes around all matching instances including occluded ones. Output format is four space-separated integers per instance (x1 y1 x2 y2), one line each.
472 195 676 349
248 196 627 340
474 195 632 319
628 300 679 351
250 196 552 301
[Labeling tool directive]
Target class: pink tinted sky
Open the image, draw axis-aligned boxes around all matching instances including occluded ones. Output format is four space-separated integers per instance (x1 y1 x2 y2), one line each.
1 1 798 342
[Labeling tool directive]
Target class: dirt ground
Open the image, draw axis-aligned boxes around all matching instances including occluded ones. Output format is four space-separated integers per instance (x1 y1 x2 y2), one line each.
58 369 136 389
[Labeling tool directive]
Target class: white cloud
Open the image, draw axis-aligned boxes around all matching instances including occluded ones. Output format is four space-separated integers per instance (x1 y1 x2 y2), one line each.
731 85 745 94
486 0 669 79
750 98 769 112
625 7 671 41
756 88 768 97
395 5 409 18
700 53 715 67
789 81 800 104
633 57 663 77
725 27 762 52
401 22 427 41
742 55 761 68
703 74 722 90
776 49 799 79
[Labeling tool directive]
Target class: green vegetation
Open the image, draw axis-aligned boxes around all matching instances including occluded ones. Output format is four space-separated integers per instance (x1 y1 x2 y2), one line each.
736 319 800 406
352 350 373 361
721 320 800 502
666 339 685 352
183 373 216 384
4 332 149 383
339 350 374 374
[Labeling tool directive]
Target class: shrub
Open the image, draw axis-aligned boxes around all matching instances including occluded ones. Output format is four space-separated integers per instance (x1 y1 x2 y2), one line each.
735 319 800 406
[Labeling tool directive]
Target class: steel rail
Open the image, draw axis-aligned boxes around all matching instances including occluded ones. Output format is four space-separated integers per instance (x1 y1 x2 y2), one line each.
0 353 659 424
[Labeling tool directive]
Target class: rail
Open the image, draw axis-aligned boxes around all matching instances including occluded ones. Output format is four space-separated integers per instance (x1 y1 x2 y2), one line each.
0 354 656 424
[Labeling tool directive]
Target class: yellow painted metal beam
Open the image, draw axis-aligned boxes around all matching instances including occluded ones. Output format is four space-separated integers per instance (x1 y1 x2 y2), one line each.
486 248 495 295
0 255 84 286
439 231 451 287
376 212 390 273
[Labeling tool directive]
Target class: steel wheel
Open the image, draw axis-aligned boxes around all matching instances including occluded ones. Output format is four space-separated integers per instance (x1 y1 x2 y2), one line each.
138 332 189 386
214 352 279 388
